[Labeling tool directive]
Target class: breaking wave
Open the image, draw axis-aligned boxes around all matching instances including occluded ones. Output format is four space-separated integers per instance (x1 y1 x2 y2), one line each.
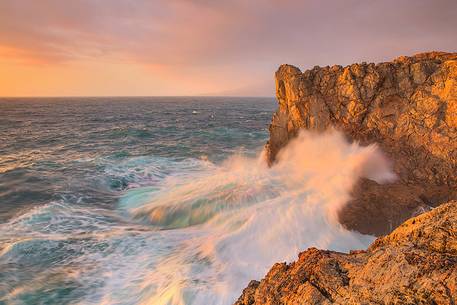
0 130 394 305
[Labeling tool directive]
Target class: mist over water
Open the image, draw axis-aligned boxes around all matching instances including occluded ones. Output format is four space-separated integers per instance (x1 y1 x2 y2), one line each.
0 98 393 305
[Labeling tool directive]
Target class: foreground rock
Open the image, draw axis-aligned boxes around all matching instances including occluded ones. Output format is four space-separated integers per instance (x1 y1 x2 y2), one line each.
235 201 457 305
266 52 457 235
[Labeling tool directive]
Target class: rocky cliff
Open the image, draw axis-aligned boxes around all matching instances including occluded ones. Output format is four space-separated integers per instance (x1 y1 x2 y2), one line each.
235 200 457 305
266 52 457 236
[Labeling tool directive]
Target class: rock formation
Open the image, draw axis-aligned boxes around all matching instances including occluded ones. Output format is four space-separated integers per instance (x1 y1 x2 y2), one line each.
235 200 457 305
266 52 457 235
235 52 457 304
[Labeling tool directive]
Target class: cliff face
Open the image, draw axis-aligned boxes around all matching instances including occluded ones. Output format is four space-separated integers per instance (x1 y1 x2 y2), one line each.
266 52 457 235
235 200 457 305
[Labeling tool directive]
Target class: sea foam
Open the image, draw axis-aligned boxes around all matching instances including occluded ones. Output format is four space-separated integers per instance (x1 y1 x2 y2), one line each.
120 129 394 305
0 130 394 305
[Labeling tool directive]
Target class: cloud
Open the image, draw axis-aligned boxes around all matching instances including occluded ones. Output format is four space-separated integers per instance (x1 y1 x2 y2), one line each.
0 0 456 96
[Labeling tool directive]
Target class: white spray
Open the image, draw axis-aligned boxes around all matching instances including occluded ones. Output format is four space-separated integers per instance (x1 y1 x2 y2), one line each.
0 130 394 305
121 129 395 305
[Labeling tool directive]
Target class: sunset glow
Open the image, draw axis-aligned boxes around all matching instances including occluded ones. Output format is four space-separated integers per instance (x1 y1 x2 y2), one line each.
1 1 456 304
1 0 456 96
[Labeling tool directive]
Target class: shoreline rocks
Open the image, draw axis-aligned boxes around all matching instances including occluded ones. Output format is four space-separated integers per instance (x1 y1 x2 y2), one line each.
235 52 457 304
235 201 457 305
266 52 457 236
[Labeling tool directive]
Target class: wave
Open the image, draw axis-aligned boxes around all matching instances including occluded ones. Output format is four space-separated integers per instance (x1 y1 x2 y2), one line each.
0 130 394 305
120 129 394 304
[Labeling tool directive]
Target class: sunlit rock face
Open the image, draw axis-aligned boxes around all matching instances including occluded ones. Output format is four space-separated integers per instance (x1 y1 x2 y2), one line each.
266 52 457 236
235 201 457 305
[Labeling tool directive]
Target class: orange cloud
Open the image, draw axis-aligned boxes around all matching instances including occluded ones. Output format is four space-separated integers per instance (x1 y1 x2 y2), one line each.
0 0 456 96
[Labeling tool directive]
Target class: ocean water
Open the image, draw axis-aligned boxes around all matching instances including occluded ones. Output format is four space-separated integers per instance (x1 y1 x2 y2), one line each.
0 97 387 305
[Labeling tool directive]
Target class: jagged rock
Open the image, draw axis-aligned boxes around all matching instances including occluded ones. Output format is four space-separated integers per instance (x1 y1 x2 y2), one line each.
235 52 457 305
235 201 457 305
266 52 457 235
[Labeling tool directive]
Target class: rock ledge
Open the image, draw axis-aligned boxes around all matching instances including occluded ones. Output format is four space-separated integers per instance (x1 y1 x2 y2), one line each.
235 201 457 305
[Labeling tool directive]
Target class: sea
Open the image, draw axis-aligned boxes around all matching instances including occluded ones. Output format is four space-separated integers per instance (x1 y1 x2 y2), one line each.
0 97 380 305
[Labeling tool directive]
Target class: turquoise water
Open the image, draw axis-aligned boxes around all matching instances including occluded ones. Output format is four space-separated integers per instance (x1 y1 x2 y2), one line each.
0 97 376 305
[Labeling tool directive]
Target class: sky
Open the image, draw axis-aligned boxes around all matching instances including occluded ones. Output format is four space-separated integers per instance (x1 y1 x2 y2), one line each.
0 0 456 97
